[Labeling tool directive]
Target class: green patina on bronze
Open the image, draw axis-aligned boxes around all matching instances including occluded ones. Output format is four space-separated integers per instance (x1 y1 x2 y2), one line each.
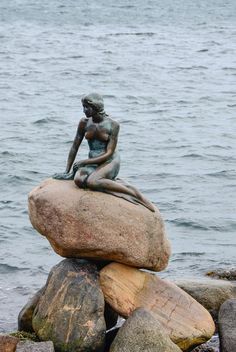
53 93 155 212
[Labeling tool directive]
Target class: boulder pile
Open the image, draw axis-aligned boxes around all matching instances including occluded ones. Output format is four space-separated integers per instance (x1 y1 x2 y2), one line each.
13 178 218 351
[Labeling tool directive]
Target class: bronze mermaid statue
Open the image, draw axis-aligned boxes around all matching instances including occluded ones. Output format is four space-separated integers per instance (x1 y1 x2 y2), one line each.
53 93 155 212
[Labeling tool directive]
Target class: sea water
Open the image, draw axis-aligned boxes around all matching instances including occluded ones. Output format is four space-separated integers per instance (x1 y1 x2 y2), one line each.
0 0 236 332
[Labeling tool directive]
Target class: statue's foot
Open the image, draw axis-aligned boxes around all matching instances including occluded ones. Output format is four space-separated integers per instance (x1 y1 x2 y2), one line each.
137 194 155 212
52 172 74 180
143 199 155 212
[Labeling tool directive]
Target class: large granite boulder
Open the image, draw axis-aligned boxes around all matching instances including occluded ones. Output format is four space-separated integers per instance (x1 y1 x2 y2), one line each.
100 263 215 351
175 278 236 321
110 308 182 352
28 179 171 271
219 299 236 352
18 286 116 334
32 259 106 352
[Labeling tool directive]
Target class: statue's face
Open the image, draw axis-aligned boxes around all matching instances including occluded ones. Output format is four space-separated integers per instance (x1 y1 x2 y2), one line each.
83 102 94 117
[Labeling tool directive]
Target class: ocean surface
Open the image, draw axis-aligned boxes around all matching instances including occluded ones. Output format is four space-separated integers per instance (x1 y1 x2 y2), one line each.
0 0 236 332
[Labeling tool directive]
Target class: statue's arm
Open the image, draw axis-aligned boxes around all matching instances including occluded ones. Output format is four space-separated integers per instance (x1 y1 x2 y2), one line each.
65 118 87 173
81 121 120 166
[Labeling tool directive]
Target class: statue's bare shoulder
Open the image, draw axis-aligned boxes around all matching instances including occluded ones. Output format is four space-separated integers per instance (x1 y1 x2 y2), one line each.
106 117 120 136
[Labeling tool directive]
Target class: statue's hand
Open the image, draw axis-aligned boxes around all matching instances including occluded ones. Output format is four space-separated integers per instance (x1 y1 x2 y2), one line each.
73 160 86 171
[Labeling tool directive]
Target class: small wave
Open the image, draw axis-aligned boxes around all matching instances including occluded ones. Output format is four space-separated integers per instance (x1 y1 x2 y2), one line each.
209 224 236 232
0 263 28 273
215 243 236 247
207 170 235 177
120 119 136 125
221 90 235 95
177 252 205 257
154 172 175 177
30 266 49 275
103 50 113 54
33 117 65 125
84 72 103 76
208 144 232 150
103 94 116 99
148 109 168 114
125 95 138 101
15 286 32 295
24 170 41 177
107 32 155 37
33 117 54 124
171 258 185 262
167 219 208 231
0 200 13 205
8 175 33 183
197 49 209 52
68 55 83 59
113 5 135 9
181 153 203 158
0 151 16 157
222 67 236 71
177 65 208 70
176 100 191 104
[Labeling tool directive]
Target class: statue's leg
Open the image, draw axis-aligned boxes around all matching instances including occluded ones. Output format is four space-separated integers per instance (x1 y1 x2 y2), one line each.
74 167 91 188
86 160 155 212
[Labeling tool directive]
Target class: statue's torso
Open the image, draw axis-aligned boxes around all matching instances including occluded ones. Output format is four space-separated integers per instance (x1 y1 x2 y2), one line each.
84 117 116 159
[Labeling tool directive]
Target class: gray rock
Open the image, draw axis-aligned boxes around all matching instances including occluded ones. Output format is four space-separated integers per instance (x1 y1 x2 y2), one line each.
206 268 236 281
191 334 219 352
219 299 236 352
16 341 54 352
175 278 236 321
32 259 106 352
18 287 45 332
110 307 182 352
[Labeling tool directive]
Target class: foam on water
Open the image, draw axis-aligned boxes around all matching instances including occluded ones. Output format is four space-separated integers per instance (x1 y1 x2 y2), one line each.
0 0 236 332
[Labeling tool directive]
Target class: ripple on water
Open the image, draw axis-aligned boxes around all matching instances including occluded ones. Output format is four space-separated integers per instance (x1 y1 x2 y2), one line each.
0 264 29 274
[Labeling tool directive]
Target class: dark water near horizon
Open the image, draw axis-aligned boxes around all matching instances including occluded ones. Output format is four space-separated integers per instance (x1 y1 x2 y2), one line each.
1 0 236 332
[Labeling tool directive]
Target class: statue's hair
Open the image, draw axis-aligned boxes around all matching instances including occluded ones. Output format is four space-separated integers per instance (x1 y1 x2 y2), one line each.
81 93 104 113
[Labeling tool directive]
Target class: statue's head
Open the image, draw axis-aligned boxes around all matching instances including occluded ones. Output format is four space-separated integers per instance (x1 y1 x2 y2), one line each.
81 93 105 117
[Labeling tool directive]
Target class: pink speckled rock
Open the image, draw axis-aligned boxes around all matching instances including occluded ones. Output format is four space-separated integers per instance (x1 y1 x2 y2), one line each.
28 178 171 271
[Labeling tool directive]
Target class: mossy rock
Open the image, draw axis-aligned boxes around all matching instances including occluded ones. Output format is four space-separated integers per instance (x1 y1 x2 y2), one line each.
32 259 106 352
9 331 39 341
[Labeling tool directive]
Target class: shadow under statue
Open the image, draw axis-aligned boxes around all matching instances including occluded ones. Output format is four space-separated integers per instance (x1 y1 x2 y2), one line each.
53 93 155 212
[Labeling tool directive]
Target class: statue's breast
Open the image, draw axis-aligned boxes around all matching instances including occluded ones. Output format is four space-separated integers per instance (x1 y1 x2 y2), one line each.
85 120 111 142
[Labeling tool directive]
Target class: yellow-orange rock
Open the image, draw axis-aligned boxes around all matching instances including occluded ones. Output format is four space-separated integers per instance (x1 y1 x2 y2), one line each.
28 179 171 271
100 263 215 351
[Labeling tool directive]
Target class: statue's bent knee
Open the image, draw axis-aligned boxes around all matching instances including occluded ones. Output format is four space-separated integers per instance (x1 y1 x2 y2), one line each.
74 176 86 189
